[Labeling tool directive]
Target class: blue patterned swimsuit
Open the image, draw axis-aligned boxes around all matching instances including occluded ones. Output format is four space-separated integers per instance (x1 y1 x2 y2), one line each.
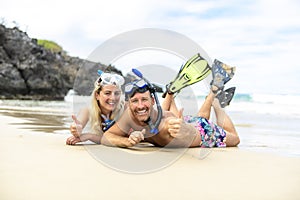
183 115 226 148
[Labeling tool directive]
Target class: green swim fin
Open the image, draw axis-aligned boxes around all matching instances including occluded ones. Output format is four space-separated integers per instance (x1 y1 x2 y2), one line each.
165 53 211 96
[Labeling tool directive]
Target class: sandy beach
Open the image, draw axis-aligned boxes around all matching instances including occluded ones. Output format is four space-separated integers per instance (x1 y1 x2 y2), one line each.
1 112 300 200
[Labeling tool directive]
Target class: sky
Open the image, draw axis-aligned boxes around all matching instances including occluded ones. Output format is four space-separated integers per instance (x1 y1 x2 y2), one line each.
1 0 300 95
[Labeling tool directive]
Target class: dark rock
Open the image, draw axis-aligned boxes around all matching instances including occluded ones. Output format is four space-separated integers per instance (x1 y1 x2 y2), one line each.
0 24 123 100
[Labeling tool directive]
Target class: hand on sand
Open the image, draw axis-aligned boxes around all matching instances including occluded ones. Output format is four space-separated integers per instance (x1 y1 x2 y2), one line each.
66 134 95 145
66 135 82 145
128 129 145 146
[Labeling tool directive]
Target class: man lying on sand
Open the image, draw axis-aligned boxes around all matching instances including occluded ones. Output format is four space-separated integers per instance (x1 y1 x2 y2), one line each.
101 63 240 148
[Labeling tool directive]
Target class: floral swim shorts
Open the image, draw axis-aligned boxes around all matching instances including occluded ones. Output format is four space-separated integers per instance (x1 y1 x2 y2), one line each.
183 115 226 148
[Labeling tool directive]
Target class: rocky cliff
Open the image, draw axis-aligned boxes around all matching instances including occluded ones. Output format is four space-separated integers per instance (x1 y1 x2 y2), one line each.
0 24 122 100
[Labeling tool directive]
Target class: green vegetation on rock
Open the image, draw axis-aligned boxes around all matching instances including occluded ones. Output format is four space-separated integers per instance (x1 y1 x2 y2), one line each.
37 39 64 53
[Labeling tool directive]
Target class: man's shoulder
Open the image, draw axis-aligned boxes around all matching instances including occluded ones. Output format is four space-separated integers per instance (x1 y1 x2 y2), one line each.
118 107 130 121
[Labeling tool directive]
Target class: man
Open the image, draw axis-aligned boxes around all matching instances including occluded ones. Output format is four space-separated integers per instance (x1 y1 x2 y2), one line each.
101 64 240 148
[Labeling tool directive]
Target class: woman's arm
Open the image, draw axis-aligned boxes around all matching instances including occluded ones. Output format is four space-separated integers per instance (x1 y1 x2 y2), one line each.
66 133 102 145
69 107 90 137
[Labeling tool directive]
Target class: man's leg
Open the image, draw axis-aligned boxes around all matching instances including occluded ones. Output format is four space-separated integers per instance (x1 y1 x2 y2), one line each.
162 93 180 117
212 98 240 147
197 91 214 119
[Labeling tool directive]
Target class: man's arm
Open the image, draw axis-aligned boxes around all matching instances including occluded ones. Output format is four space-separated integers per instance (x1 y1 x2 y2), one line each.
163 110 198 147
101 124 143 148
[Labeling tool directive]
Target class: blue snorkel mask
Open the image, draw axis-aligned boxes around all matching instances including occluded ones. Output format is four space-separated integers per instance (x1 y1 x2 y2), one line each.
125 69 163 134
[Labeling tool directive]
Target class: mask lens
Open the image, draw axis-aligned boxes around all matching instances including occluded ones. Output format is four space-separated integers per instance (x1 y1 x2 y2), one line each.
98 73 125 86
125 84 134 94
124 79 149 99
135 79 147 87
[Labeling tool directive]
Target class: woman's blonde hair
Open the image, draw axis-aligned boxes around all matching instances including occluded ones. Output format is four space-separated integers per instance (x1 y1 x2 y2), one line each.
89 78 125 135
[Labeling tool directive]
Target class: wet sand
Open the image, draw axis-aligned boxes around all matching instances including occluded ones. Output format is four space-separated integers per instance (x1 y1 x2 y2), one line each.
1 110 300 200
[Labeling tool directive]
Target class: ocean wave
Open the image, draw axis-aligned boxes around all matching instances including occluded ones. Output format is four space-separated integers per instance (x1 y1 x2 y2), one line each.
250 93 300 105
229 93 300 117
208 93 300 105
2 91 299 117
181 92 300 117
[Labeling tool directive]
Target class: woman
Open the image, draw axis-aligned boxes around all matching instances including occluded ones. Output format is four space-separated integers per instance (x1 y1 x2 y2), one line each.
66 70 125 145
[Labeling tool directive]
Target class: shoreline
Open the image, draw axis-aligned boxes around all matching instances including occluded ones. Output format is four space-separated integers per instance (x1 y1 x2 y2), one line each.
1 113 300 199
1 103 299 158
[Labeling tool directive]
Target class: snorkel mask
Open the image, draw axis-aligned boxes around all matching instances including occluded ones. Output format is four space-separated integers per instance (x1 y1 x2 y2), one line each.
96 70 125 88
125 69 162 134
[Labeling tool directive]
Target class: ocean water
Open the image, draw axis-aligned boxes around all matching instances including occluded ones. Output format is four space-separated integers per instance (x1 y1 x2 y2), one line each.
227 93 300 157
1 92 299 157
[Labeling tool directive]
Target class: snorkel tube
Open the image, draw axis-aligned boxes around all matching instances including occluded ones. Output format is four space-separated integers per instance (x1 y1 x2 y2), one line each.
132 68 162 134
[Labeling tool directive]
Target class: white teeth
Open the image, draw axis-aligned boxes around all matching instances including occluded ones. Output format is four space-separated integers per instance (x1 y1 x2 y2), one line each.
136 110 147 115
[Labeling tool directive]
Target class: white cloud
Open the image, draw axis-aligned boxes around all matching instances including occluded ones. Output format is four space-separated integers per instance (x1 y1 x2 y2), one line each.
1 0 300 94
